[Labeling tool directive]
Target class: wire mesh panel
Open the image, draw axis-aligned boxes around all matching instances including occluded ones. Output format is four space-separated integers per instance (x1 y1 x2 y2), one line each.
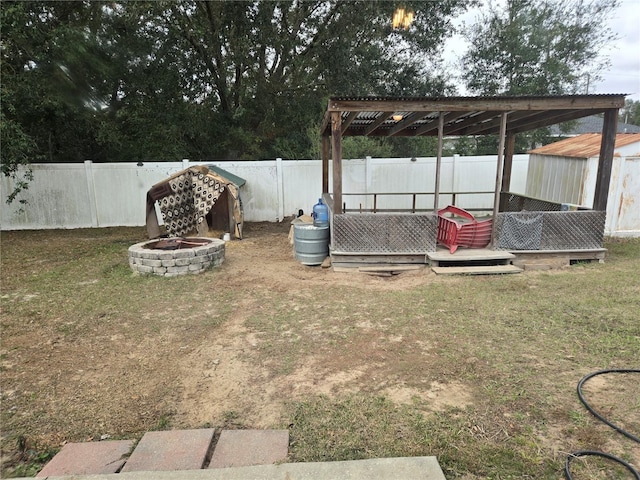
332 213 438 253
501 192 562 212
540 211 605 249
495 211 605 250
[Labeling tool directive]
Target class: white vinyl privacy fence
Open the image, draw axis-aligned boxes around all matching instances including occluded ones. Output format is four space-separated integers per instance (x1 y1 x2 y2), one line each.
1 155 529 230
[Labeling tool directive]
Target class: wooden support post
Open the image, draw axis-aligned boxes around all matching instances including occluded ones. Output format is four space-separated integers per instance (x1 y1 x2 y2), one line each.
331 112 343 214
322 135 330 194
499 134 515 211
490 113 508 248
434 112 444 211
593 109 619 211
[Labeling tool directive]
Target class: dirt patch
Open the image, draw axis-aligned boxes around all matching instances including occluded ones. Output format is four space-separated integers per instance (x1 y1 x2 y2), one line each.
173 221 447 428
221 222 433 291
383 382 474 412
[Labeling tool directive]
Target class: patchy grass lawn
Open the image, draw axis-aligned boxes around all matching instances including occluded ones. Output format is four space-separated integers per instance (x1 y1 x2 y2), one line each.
1 224 639 478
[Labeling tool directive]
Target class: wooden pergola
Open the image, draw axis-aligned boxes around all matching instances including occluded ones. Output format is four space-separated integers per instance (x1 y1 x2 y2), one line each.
320 95 626 217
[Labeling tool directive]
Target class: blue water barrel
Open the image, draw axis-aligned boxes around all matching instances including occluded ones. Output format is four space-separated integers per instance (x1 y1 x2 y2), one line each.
294 224 330 266
312 198 329 227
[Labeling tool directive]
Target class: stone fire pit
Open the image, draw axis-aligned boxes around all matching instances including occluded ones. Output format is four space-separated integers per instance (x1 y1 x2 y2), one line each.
128 237 225 277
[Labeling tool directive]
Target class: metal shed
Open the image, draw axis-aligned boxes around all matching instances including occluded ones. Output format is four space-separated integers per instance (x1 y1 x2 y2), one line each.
527 133 640 237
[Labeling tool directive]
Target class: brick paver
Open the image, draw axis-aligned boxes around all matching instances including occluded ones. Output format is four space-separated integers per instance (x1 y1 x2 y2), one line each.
121 429 215 472
208 429 289 469
36 440 134 477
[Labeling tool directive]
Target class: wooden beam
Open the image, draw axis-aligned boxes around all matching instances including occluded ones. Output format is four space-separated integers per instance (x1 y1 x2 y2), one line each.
413 111 467 136
411 118 439 136
320 111 331 137
593 109 619 211
505 109 575 130
388 113 421 136
509 108 605 135
328 95 625 113
363 111 394 136
434 112 444 211
490 113 508 248
460 108 605 136
444 111 501 135
341 112 358 134
499 134 516 211
331 111 343 214
461 110 517 136
322 135 330 194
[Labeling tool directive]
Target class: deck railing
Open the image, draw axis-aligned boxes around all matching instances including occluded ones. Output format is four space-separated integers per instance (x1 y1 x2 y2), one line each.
341 191 494 214
499 192 592 212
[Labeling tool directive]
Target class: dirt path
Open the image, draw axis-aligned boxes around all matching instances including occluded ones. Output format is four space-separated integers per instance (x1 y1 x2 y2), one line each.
174 221 466 429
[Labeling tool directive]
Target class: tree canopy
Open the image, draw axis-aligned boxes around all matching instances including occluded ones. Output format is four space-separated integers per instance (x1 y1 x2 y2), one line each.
458 0 619 153
1 0 625 179
1 0 468 169
462 0 618 96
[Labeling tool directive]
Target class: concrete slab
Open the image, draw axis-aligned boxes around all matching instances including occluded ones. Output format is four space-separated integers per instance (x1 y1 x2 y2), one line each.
21 456 447 480
36 440 134 477
208 429 289 468
121 429 214 472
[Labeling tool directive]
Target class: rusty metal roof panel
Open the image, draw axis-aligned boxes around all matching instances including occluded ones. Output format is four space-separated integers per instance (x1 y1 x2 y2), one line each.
529 133 640 158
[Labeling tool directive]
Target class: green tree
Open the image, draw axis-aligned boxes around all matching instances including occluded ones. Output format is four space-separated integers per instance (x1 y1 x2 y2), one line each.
1 1 119 164
620 99 640 126
1 1 108 204
459 0 619 153
2 0 472 180
148 0 468 159
462 0 618 96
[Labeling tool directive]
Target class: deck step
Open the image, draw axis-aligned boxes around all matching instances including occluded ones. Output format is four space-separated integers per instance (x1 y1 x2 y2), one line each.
358 265 425 273
333 265 426 275
431 265 523 275
428 248 515 262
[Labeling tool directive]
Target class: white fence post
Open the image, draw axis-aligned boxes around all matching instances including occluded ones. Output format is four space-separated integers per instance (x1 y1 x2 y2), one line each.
84 160 99 227
365 156 372 210
276 157 285 221
453 154 459 195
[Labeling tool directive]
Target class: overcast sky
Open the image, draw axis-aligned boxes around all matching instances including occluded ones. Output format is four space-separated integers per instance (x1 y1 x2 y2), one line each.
442 0 640 102
596 0 640 101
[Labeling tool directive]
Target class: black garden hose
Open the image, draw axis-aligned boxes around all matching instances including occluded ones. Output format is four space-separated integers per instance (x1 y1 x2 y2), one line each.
565 369 640 479
565 451 639 480
577 370 640 443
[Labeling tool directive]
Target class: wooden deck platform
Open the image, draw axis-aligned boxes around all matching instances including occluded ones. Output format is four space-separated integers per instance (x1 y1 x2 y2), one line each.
427 248 515 266
427 247 521 275
509 248 606 270
329 246 606 275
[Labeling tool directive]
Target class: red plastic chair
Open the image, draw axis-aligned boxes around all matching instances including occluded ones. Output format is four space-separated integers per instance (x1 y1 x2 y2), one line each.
437 205 493 254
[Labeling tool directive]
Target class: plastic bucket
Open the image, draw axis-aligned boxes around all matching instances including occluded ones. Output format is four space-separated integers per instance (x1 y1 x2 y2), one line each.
294 224 329 266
